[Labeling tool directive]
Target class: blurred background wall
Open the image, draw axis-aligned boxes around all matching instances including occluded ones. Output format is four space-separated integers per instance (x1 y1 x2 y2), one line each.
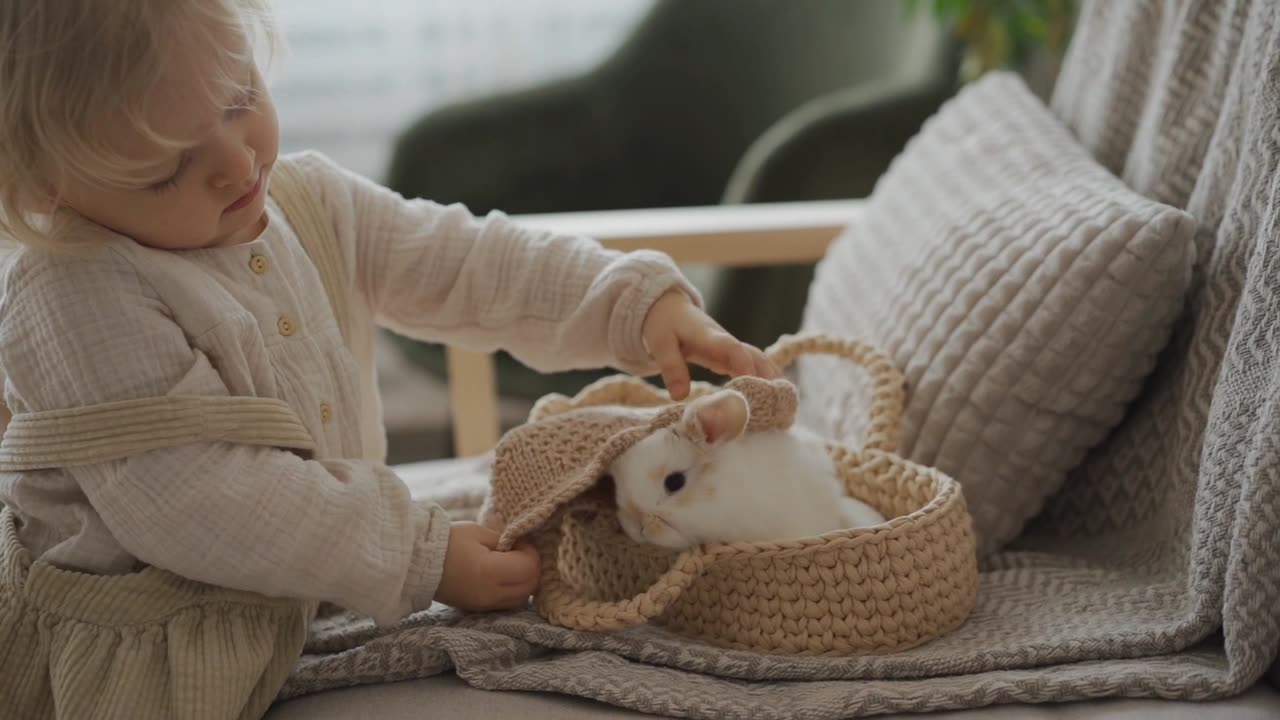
262 1 1080 463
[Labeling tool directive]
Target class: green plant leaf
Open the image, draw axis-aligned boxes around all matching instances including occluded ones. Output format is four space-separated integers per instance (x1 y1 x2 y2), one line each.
901 0 1078 75
932 0 971 20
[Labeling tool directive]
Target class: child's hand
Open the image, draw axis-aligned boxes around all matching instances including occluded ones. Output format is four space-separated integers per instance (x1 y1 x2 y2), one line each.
642 289 781 400
434 522 540 611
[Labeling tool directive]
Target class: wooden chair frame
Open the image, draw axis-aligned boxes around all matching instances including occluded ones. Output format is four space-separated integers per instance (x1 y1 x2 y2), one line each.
444 199 863 456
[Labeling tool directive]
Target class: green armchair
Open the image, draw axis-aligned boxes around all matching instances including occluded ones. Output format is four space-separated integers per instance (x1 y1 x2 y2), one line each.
385 0 958 403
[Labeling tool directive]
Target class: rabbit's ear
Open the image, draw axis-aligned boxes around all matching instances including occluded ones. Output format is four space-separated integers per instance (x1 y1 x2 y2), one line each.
682 390 750 445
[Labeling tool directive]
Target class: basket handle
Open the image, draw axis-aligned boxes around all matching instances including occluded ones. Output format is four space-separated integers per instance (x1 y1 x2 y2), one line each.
764 333 905 454
531 508 709 631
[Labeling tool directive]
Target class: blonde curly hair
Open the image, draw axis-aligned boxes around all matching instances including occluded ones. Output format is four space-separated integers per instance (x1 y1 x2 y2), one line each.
0 0 279 250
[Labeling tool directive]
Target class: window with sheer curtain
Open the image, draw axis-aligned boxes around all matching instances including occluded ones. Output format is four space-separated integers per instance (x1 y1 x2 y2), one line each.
269 0 653 181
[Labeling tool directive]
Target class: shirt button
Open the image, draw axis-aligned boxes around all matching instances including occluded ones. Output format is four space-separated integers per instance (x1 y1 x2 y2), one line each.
320 403 333 423
278 317 296 337
249 255 270 274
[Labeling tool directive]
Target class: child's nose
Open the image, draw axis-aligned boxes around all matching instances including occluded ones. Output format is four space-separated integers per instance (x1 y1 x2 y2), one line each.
209 140 257 190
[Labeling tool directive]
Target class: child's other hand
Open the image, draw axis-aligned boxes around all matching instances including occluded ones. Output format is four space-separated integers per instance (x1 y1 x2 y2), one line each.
642 289 781 401
434 522 540 612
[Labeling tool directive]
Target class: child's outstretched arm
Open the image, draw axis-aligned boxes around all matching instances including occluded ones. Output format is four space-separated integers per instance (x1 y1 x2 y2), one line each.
0 251 530 625
291 152 775 395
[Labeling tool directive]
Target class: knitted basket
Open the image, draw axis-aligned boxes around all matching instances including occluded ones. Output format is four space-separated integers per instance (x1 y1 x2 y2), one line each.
518 334 978 656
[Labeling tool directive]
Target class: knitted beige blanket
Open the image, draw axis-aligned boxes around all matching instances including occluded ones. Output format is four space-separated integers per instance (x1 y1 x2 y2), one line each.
281 1 1280 715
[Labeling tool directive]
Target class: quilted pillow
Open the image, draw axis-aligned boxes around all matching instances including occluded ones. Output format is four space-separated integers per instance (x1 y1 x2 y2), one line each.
797 72 1196 559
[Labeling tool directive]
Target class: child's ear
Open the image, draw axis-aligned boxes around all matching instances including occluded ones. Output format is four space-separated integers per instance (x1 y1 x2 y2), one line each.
682 390 750 445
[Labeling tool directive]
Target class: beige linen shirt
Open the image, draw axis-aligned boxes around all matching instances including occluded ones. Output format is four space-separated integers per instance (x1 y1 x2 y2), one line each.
0 151 693 625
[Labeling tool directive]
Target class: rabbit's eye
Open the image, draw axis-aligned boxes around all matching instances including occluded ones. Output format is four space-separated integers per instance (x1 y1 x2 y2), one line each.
663 472 686 494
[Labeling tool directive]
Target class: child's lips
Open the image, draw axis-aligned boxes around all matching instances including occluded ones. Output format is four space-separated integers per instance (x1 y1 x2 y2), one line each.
224 170 263 213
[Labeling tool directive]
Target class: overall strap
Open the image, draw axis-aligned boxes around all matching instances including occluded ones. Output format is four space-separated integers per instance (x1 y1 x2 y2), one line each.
0 396 315 472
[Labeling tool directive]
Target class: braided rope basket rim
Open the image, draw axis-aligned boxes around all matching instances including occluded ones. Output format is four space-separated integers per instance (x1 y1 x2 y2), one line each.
527 333 979 655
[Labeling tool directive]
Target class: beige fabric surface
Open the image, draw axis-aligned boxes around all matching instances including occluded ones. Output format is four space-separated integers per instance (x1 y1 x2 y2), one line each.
274 2 1280 717
798 72 1196 559
268 673 1280 720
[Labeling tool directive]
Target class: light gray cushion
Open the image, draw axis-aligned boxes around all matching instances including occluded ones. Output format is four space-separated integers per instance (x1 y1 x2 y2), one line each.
798 72 1197 558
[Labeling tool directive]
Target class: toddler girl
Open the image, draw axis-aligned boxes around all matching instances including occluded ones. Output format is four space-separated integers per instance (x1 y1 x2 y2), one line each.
0 2 776 718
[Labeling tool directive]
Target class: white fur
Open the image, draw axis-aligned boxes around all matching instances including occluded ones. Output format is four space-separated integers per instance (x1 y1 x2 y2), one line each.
609 425 887 550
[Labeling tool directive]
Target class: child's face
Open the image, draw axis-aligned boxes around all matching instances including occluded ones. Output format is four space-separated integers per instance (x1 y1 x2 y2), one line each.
58 29 279 250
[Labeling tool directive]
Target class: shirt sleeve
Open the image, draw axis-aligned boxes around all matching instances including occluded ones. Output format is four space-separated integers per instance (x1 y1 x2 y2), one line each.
289 151 702 376
0 249 446 625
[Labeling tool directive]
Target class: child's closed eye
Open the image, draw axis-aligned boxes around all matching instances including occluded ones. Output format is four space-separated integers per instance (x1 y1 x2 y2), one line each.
147 152 192 194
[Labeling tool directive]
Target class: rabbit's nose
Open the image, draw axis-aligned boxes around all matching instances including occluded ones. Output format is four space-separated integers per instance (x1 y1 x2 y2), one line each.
641 512 687 549
641 513 665 537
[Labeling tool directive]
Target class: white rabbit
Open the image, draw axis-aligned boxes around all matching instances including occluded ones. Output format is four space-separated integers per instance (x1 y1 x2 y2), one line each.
608 388 886 550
